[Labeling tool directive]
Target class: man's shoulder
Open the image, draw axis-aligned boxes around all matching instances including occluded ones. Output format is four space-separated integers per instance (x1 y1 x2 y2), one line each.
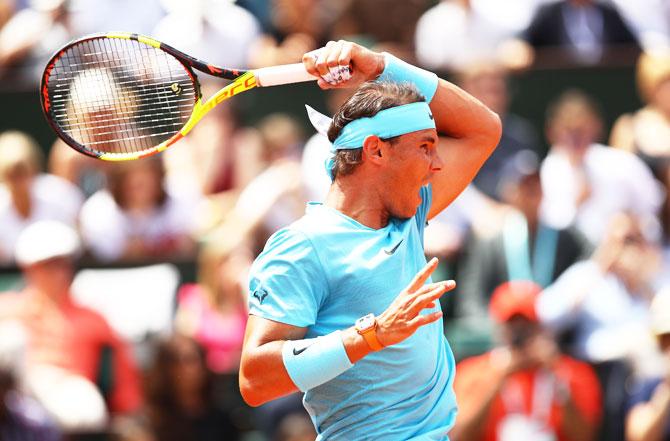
272 205 344 241
258 224 319 266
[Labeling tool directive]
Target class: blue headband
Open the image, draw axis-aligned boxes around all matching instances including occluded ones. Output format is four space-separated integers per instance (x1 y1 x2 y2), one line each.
332 101 435 151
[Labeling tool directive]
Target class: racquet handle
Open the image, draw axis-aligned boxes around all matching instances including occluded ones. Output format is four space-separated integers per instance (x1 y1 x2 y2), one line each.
253 63 317 87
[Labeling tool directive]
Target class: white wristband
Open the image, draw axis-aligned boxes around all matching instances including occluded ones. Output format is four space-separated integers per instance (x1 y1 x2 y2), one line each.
282 330 354 392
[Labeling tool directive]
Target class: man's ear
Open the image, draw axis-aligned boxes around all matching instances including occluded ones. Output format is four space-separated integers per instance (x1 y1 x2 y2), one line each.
362 135 384 165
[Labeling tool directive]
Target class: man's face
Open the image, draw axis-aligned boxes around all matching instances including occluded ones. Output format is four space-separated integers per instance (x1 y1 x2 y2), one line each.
552 123 595 153
501 315 541 349
379 128 442 219
24 257 74 295
504 174 543 219
547 109 601 160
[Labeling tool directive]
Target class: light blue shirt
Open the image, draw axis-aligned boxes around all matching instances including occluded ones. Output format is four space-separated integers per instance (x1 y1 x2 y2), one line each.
249 186 457 440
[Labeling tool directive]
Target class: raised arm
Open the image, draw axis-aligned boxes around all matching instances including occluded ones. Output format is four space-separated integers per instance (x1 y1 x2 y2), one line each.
427 82 501 219
303 40 502 220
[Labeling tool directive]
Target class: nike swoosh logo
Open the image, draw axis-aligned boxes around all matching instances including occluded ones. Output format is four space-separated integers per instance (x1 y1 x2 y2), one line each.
384 239 404 255
293 346 308 356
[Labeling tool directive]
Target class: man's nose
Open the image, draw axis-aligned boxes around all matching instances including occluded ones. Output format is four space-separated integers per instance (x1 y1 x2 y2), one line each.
431 150 444 172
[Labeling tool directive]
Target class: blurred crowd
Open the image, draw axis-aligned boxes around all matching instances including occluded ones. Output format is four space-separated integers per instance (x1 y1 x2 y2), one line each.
1 0 670 440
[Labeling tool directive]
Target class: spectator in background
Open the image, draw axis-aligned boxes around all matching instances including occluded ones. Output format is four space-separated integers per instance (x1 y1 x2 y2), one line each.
0 131 83 266
657 159 670 288
161 97 249 198
175 237 252 374
153 0 259 70
452 281 602 441
459 150 591 322
0 0 15 29
68 0 165 36
610 50 670 172
456 63 541 199
626 289 670 441
469 0 552 37
538 213 662 441
79 157 199 263
609 0 670 51
0 221 142 432
48 139 108 199
247 0 326 68
329 0 429 61
0 365 61 441
144 334 240 441
519 0 640 66
231 113 306 249
0 0 74 85
539 90 663 245
414 0 512 72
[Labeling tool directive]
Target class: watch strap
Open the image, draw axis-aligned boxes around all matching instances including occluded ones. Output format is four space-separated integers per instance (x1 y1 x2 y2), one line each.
360 327 384 351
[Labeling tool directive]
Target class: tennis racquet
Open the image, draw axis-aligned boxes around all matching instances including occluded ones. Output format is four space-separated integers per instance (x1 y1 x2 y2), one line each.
40 32 328 161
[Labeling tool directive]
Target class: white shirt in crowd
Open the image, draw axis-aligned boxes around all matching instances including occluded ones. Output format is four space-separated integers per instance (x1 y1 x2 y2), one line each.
414 0 511 71
610 0 670 50
537 260 653 364
152 0 260 70
79 189 199 262
472 0 553 34
0 174 84 265
540 144 663 244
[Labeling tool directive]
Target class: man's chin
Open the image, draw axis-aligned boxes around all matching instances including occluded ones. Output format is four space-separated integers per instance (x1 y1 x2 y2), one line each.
392 205 419 220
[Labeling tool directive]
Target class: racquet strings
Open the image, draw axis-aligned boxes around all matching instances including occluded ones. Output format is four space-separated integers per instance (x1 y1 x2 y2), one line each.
47 38 196 154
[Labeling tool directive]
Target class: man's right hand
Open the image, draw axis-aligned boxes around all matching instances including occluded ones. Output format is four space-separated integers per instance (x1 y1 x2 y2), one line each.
302 40 385 90
375 257 454 348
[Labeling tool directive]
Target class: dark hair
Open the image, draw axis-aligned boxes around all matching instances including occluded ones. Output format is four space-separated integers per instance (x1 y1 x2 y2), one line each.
107 156 167 209
144 335 213 439
327 81 425 179
545 89 603 127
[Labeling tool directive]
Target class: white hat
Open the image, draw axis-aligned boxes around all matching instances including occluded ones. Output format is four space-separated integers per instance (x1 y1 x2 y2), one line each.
650 287 670 336
14 221 82 266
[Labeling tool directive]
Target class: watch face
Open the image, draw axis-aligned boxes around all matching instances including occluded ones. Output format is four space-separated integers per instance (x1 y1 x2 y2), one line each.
357 313 375 331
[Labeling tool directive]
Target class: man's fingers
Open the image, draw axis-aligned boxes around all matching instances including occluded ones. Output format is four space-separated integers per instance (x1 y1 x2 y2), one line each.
410 281 454 314
314 41 335 78
407 257 439 292
325 40 344 68
304 41 353 88
409 311 443 328
338 41 354 67
302 51 319 77
414 280 455 296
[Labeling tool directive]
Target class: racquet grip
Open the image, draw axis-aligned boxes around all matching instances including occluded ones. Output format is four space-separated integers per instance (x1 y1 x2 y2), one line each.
253 63 318 87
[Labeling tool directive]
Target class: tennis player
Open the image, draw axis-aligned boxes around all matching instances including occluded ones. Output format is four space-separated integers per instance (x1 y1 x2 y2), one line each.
240 41 502 440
